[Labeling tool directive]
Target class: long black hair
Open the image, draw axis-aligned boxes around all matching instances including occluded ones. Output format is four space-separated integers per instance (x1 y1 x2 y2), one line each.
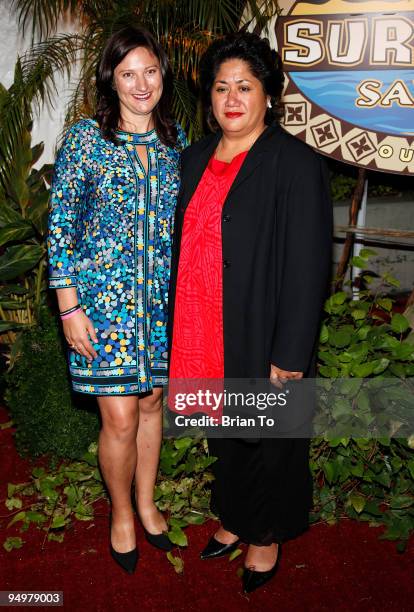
199 32 284 132
95 26 177 147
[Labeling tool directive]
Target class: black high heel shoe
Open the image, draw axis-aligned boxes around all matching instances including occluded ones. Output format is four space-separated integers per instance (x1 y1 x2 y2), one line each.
131 494 174 552
109 514 139 574
143 527 174 552
242 543 282 593
200 535 241 560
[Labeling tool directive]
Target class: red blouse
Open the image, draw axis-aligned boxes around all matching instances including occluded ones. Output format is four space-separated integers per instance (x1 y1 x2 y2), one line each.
168 150 248 414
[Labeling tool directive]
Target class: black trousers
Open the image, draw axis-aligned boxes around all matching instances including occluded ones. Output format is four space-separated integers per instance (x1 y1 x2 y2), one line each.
207 432 313 546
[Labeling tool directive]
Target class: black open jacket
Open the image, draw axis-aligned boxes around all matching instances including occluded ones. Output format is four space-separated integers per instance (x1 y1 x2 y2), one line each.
168 124 333 381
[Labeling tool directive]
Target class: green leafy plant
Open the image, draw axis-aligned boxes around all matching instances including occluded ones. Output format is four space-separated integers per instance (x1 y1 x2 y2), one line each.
0 118 52 355
310 249 414 551
318 249 413 380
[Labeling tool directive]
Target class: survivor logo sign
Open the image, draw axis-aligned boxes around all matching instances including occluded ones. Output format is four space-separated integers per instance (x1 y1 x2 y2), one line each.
273 0 414 174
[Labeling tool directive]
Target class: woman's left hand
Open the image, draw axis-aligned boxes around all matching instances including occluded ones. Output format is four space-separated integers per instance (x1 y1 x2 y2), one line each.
270 364 303 389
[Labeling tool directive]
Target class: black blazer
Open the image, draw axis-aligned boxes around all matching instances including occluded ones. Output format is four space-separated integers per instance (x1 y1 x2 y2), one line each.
168 124 332 381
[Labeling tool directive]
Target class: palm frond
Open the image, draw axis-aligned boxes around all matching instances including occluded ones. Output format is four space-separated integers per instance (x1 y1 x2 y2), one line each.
0 34 80 191
172 78 201 143
12 0 80 40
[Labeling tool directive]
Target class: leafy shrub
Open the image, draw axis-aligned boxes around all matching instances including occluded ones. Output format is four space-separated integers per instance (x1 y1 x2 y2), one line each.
310 251 414 550
5 307 100 460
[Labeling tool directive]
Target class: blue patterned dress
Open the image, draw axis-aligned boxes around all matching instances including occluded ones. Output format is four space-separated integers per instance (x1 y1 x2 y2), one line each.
48 118 187 395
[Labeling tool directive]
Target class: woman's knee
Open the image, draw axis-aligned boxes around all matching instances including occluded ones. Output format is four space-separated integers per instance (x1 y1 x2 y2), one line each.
98 398 139 441
139 389 163 415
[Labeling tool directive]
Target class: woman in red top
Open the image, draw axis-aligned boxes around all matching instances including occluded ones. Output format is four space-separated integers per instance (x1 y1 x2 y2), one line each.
168 33 332 593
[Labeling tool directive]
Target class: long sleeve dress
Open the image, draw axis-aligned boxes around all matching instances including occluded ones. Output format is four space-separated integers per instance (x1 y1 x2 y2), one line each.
48 118 187 395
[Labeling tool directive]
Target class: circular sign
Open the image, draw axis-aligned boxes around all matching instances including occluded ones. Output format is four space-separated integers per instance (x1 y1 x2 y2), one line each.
270 0 414 174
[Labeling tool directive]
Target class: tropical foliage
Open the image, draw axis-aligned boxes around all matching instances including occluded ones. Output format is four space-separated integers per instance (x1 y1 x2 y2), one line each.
0 118 52 358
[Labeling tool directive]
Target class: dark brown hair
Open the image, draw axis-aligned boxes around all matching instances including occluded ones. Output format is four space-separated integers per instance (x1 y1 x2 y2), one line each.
199 32 284 132
95 25 177 146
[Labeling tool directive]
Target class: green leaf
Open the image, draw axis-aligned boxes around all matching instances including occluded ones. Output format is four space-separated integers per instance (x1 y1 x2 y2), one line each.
228 548 243 561
3 536 24 552
351 362 374 377
48 532 64 543
0 244 44 280
322 461 336 483
332 292 347 305
5 497 22 510
329 329 351 348
26 511 47 523
0 221 35 246
377 298 392 312
318 365 338 378
371 358 390 375
319 324 329 343
168 526 188 547
351 256 368 269
174 437 193 450
7 511 26 528
51 515 66 529
0 200 22 226
351 309 367 320
181 513 205 525
349 493 365 514
166 551 184 574
391 314 410 334
383 272 400 288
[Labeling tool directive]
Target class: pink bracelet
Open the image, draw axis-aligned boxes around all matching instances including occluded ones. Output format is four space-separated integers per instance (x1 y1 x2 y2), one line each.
61 307 82 321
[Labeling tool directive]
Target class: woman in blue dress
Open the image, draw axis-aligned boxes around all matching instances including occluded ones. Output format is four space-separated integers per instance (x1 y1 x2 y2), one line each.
48 26 187 573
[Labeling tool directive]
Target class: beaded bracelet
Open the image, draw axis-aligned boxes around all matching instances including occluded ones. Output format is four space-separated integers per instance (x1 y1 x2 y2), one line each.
60 304 80 316
61 307 82 321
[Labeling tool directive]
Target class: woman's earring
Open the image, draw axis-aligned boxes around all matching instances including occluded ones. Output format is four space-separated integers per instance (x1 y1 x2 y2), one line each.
267 99 272 109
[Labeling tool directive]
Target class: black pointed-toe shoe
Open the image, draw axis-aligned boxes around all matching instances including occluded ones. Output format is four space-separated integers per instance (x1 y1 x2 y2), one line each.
242 544 282 593
200 536 241 560
143 527 174 552
110 543 139 574
132 493 174 552
109 512 138 574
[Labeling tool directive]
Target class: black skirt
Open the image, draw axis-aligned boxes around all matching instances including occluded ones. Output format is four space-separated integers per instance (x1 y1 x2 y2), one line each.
207 430 313 546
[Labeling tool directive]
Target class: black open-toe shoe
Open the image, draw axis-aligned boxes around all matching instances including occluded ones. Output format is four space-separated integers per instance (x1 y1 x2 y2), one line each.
200 535 241 560
242 543 282 593
109 513 139 574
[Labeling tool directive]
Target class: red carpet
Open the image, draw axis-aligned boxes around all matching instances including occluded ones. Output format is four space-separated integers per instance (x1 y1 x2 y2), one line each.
1 407 413 612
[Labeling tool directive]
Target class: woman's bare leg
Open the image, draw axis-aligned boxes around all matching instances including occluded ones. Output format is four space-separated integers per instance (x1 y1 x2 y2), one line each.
134 387 168 533
97 395 139 553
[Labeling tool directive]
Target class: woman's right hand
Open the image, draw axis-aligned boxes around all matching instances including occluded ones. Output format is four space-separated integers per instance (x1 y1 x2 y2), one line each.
63 310 99 362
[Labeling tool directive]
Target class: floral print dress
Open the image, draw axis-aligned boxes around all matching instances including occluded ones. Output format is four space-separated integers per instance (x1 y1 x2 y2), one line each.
48 118 187 395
